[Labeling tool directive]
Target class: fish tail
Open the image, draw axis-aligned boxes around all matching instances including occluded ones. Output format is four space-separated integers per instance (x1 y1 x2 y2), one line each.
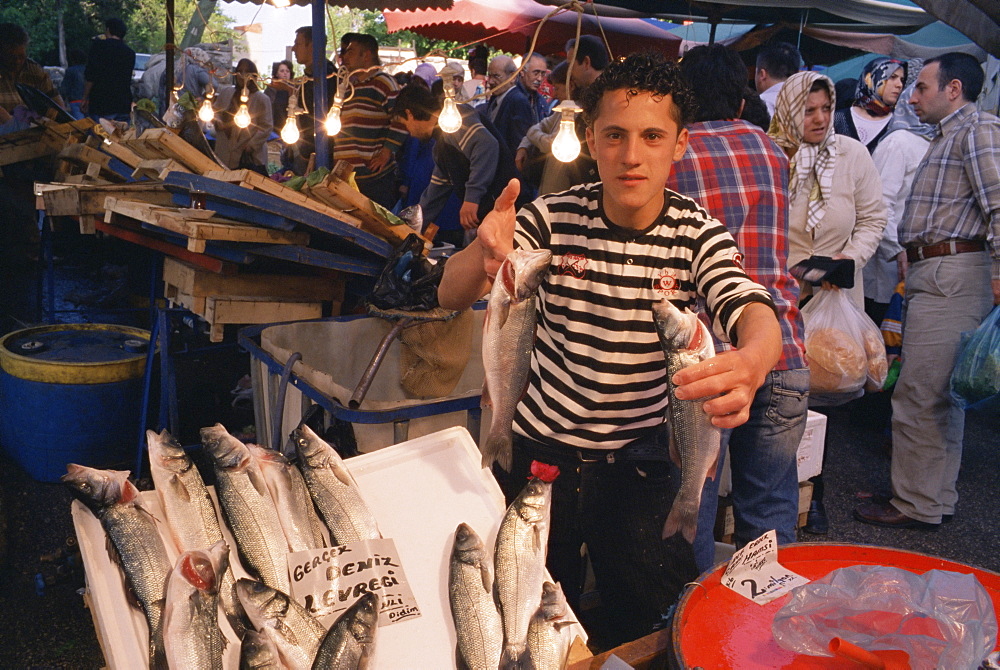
500 643 525 669
662 502 698 544
481 433 513 471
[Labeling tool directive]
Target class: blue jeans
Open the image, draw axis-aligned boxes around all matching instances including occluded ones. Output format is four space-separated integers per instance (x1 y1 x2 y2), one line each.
693 368 810 571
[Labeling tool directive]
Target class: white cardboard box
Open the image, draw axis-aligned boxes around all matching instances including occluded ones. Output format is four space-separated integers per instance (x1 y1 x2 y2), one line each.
72 427 585 669
717 410 827 497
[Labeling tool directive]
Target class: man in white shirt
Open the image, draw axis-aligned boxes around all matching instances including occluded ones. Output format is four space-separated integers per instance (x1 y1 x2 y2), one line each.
755 42 801 117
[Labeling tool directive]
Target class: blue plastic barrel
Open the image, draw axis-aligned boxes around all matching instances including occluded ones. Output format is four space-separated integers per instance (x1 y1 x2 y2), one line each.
0 324 150 482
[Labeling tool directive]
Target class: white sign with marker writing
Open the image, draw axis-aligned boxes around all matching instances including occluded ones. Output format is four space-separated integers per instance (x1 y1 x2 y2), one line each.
720 530 809 604
288 538 421 628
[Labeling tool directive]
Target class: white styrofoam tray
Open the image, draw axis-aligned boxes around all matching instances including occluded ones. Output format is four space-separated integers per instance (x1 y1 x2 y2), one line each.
72 426 586 668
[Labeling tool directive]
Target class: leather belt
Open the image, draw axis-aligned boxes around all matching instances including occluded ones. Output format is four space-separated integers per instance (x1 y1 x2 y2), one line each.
905 239 987 264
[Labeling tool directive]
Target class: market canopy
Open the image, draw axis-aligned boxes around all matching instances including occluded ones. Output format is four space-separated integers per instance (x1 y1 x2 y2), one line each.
383 0 682 56
227 0 453 9
534 0 935 31
908 0 1000 57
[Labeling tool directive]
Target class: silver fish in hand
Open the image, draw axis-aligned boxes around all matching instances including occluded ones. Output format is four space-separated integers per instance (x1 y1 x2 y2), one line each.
652 299 721 544
481 248 551 471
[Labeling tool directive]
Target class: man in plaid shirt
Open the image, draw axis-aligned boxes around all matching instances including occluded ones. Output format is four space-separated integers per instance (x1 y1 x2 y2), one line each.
855 53 1000 530
667 45 809 569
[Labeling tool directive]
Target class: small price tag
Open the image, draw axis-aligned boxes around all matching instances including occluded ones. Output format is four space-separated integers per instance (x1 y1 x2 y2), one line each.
720 530 808 604
288 537 421 628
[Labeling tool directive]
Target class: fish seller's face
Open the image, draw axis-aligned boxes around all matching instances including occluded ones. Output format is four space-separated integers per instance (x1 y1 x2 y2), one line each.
802 88 832 145
586 88 688 229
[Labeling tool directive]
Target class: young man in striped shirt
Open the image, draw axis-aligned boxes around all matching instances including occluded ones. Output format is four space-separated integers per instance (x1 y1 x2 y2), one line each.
439 52 783 645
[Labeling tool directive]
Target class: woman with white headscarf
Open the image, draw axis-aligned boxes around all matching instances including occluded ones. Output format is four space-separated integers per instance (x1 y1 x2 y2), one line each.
769 70 887 312
769 71 888 535
863 61 937 324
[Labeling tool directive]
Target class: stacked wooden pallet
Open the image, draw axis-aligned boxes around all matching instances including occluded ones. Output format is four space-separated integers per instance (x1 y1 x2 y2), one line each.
0 118 94 166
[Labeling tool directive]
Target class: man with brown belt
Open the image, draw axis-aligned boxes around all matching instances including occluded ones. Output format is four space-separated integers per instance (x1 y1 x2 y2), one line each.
854 53 1000 530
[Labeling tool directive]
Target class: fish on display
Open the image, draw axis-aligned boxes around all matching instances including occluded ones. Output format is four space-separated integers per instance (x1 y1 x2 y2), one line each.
494 471 554 669
63 465 172 669
481 248 552 471
163 540 229 670
448 523 503 670
239 629 283 670
652 299 722 544
292 424 380 547
526 581 576 670
147 428 245 634
311 591 380 670
237 578 326 670
201 423 291 595
248 444 327 552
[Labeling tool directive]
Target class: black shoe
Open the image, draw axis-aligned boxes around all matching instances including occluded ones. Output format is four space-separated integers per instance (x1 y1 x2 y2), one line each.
803 500 828 534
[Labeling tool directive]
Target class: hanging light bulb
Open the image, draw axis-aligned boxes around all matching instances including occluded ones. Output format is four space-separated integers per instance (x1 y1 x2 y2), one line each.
198 97 214 123
281 116 300 144
551 104 581 163
325 93 343 135
438 86 462 133
234 103 251 128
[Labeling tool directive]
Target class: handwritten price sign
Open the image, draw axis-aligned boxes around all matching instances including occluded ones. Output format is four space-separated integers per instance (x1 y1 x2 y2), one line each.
721 530 808 604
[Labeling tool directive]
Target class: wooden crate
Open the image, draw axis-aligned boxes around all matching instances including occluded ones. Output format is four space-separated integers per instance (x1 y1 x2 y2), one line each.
165 288 326 342
120 127 222 174
104 197 310 252
54 143 128 184
0 118 94 166
161 257 344 303
203 168 366 229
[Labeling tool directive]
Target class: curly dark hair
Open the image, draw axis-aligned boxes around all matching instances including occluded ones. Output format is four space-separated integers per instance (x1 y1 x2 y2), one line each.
579 52 695 130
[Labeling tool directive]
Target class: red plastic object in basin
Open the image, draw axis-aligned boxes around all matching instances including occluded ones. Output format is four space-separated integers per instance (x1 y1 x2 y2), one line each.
672 543 1000 669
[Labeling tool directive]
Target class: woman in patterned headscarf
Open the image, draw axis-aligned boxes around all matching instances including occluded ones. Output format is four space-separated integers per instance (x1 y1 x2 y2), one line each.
769 70 887 313
769 71 888 536
833 57 906 154
863 60 937 324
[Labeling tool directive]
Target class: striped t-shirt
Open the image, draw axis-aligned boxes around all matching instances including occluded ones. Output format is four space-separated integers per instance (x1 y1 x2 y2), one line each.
512 183 775 450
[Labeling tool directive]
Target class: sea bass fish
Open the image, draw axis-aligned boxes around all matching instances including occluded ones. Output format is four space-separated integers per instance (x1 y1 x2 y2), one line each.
239 629 282 670
311 591 380 670
448 523 503 670
293 424 380 547
237 578 326 670
201 423 291 595
481 248 552 471
494 476 553 669
163 540 229 670
653 299 722 544
62 465 172 669
526 581 576 670
147 428 246 635
248 444 327 552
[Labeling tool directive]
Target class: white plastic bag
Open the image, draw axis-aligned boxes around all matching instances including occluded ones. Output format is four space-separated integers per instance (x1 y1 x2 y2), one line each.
772 565 997 670
801 287 886 397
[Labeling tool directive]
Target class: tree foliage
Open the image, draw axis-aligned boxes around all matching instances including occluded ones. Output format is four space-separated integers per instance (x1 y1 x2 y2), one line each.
2 1 463 67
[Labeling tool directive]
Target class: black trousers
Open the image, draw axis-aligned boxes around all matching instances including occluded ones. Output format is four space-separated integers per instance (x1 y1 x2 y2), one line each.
493 432 699 647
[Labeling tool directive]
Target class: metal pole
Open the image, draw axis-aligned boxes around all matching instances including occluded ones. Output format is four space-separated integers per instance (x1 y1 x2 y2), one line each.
165 0 175 105
312 0 330 169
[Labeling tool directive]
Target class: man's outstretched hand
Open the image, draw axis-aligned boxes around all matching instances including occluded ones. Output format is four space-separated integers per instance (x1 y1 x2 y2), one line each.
477 178 520 280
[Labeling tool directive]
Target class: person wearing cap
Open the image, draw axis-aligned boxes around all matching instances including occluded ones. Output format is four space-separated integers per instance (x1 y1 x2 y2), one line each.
439 61 465 97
